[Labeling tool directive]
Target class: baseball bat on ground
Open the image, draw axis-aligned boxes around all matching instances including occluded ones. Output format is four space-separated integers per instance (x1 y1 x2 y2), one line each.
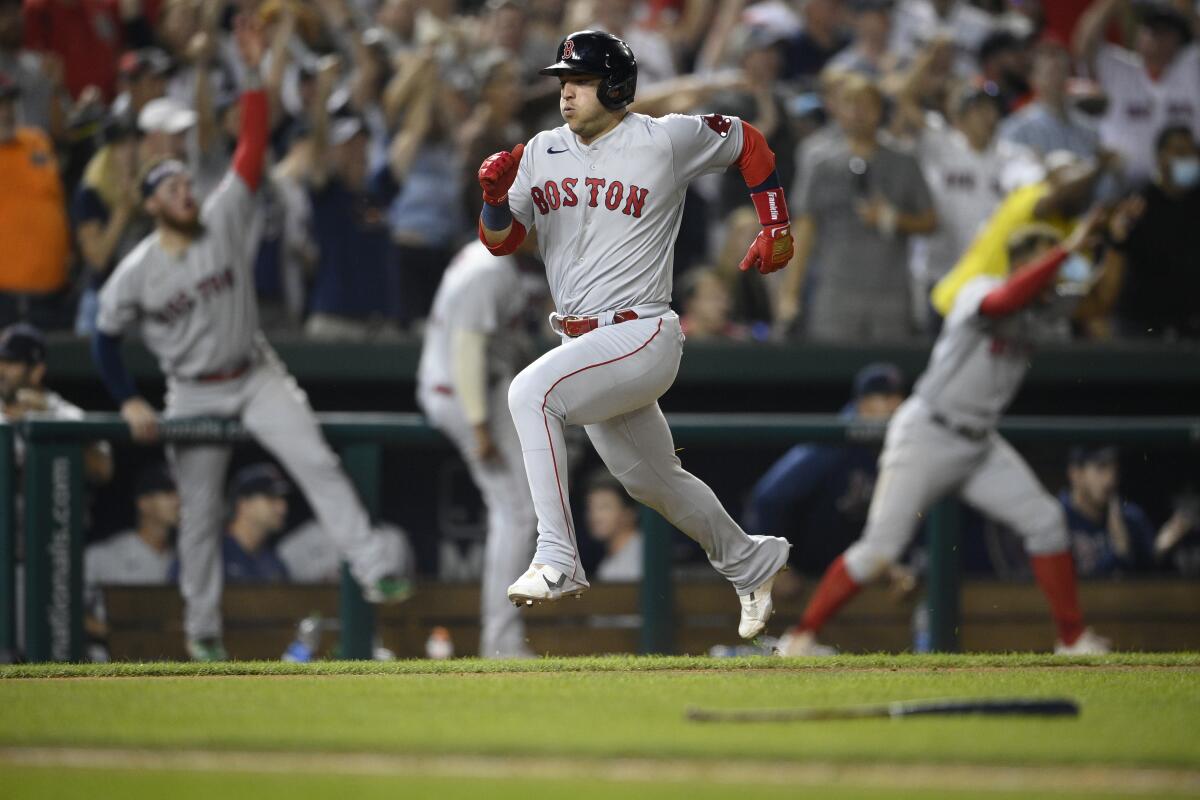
685 697 1080 723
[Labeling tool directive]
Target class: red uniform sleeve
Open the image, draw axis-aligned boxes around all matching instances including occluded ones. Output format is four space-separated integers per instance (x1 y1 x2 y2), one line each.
231 89 269 192
735 121 777 188
978 246 1069 317
477 219 527 256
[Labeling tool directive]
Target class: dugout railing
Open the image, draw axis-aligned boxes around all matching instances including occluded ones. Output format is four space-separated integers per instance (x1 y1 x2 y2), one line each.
2 413 1198 662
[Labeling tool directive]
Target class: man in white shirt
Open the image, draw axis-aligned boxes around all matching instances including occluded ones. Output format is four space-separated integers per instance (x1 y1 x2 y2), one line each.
1075 0 1200 183
1000 38 1101 160
84 464 178 660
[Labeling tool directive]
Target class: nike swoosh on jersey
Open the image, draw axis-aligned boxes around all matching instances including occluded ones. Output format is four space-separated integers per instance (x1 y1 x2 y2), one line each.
547 146 569 154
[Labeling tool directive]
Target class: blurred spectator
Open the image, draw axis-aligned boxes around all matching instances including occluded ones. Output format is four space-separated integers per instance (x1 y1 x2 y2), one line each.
460 56 527 226
220 463 291 584
1113 125 1200 339
0 323 112 483
902 81 1041 331
279 520 414 585
712 207 773 329
0 75 71 328
677 267 747 340
21 0 154 101
84 463 178 658
112 47 172 119
590 0 676 86
72 115 149 335
1075 0 1200 183
745 362 906 576
783 0 851 85
890 0 997 76
306 53 425 338
998 38 1100 160
1155 488 1200 576
266 121 317 329
828 0 901 79
781 76 936 340
585 471 643 582
0 0 62 135
1060 446 1155 577
975 29 1029 114
386 63 465 330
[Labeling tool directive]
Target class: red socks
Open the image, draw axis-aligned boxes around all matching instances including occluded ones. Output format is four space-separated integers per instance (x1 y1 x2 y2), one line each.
799 555 862 634
1030 551 1085 645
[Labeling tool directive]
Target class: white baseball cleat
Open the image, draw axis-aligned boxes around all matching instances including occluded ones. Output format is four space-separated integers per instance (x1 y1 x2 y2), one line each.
737 536 792 639
506 563 589 607
775 629 837 657
1054 627 1111 655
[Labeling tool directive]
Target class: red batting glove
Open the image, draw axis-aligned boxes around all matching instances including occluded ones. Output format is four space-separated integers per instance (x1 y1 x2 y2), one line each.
478 143 524 205
739 223 794 275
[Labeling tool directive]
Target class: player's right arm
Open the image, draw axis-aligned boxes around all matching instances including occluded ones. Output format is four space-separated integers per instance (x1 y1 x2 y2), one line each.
92 259 158 443
477 143 530 255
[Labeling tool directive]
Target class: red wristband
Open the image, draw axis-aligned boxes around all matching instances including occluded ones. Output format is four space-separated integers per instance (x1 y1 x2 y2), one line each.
751 187 789 227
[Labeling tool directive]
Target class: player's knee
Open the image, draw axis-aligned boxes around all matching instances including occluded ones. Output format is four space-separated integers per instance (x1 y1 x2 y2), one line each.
507 368 543 417
1022 498 1069 555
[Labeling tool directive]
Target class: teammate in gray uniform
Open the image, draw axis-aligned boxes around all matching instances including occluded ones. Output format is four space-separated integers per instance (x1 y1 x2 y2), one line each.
476 31 795 639
417 238 538 658
90 18 406 662
779 212 1123 656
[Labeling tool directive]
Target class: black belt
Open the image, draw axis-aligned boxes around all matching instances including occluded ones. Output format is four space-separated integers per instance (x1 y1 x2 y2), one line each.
929 411 988 442
181 358 253 384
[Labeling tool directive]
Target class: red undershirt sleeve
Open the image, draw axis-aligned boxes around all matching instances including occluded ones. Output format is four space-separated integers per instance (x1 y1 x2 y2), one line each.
978 246 1070 318
231 89 269 192
477 219 527 256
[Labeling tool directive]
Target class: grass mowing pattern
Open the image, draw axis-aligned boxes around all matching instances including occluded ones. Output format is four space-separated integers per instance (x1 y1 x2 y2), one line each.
2 652 1197 679
2 655 1198 768
2 766 1162 800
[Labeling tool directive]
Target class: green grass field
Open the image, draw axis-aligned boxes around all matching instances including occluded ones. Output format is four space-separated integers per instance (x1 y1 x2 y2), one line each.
3 654 1199 799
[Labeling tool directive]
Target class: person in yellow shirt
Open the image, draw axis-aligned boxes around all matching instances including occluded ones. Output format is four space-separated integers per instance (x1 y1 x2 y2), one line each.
931 151 1116 317
0 71 69 326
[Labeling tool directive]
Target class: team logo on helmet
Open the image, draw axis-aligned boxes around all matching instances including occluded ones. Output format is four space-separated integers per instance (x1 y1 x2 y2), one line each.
562 38 575 59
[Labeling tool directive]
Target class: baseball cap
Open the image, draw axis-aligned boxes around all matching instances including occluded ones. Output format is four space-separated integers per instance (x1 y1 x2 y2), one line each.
1068 446 1119 467
119 48 174 80
853 362 904 399
231 463 290 500
0 323 47 366
133 464 177 497
138 97 198 135
0 72 19 102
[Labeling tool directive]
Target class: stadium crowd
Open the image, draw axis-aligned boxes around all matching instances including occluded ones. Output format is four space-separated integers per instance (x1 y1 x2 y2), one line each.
0 0 1197 342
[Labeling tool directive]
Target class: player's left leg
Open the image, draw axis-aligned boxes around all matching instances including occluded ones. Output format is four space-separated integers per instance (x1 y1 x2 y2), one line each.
959 436 1106 652
240 365 399 600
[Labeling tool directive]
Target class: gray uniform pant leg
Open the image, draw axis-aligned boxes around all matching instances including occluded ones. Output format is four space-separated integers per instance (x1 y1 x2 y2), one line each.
424 381 537 657
843 402 981 582
959 435 1069 555
585 404 784 594
168 443 232 640
241 367 391 588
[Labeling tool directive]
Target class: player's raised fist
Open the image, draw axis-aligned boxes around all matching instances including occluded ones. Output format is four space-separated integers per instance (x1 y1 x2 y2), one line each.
478 143 524 205
739 223 793 275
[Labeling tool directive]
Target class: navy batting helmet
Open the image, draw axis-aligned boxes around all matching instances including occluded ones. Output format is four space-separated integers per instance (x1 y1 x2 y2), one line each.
540 30 637 110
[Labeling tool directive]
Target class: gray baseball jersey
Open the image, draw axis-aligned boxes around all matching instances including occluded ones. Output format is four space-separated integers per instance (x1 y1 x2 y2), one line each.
96 172 259 378
508 112 745 316
912 276 1054 430
84 531 174 623
417 241 528 392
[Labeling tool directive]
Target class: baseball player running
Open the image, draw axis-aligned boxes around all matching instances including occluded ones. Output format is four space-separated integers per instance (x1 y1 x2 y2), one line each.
90 17 407 662
417 239 538 658
779 212 1123 656
477 31 794 639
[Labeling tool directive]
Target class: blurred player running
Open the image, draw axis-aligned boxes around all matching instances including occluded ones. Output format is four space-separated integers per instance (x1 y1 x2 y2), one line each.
778 207 1139 656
